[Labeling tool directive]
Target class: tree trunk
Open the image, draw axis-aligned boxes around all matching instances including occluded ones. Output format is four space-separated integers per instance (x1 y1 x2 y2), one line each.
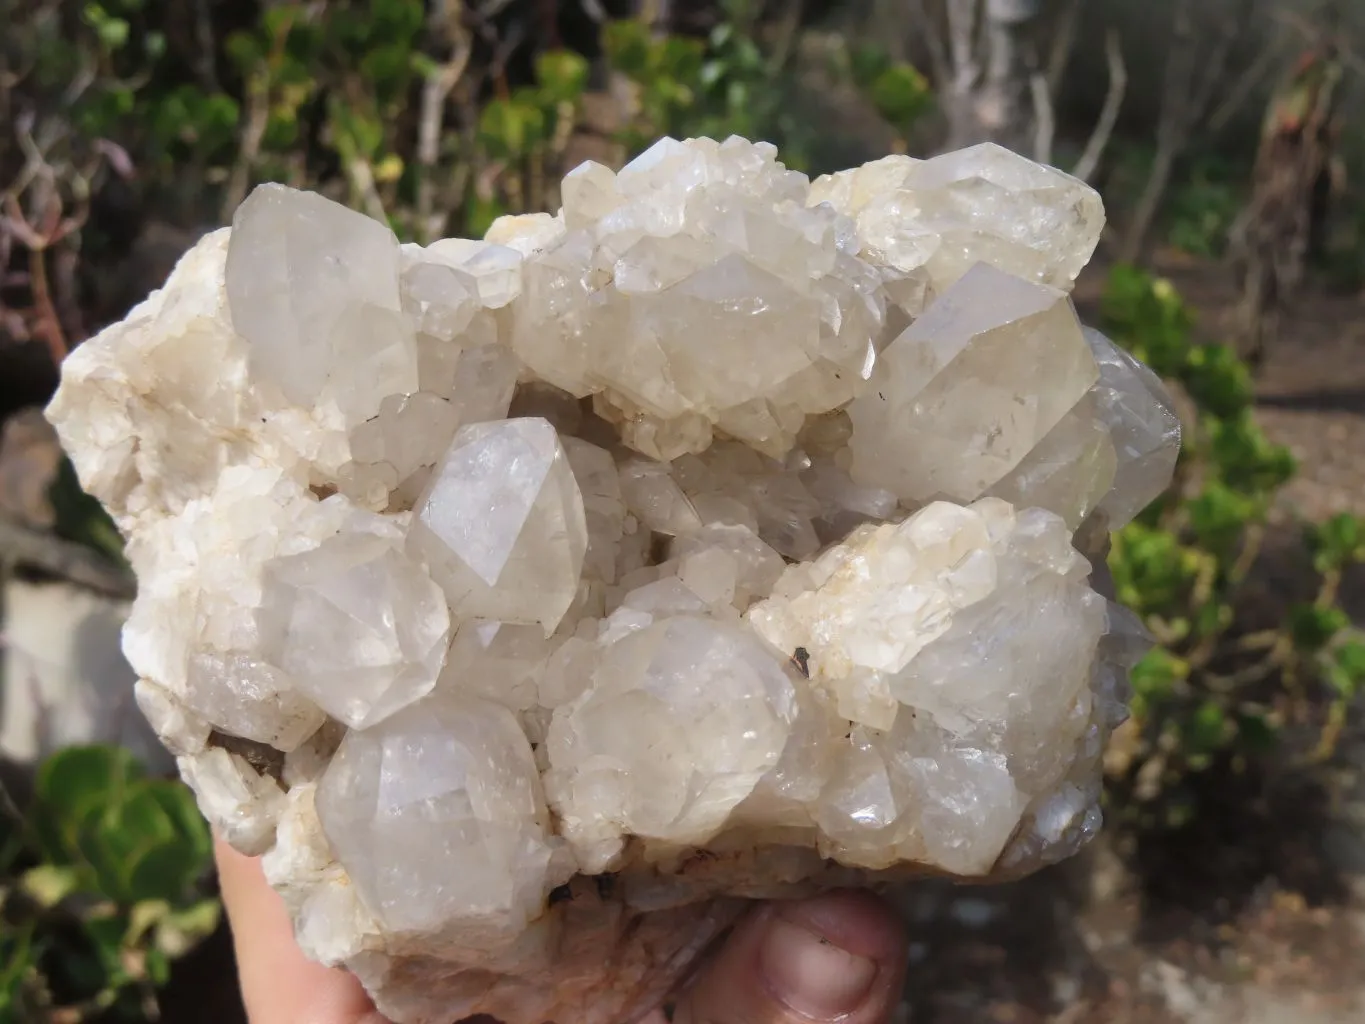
942 0 1043 153
1229 46 1344 366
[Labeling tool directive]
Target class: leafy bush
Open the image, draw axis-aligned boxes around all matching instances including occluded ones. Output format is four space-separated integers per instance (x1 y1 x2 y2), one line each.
8 1 938 250
1101 145 1246 259
1099 265 1364 829
0 747 218 1021
841 43 934 147
1164 164 1246 258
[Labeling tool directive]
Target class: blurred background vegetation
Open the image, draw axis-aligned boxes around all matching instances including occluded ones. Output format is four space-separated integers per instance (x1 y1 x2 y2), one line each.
1 0 1364 1021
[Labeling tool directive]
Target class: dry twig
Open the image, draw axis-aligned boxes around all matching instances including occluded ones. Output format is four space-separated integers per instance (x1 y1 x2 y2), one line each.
0 517 134 599
416 8 475 241
1072 28 1126 183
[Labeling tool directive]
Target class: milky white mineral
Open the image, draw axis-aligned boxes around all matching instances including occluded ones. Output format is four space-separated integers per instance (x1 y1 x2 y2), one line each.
47 136 1179 1024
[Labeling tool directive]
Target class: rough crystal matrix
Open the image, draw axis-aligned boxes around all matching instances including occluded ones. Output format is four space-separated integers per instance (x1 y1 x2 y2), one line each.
47 138 1180 1024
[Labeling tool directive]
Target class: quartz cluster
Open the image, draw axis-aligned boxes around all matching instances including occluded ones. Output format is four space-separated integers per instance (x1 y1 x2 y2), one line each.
47 136 1179 1024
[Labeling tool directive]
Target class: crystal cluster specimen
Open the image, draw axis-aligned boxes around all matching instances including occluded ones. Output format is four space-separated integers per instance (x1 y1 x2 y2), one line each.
47 138 1179 1024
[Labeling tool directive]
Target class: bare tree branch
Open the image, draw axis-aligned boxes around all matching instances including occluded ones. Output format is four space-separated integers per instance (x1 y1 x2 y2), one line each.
0 516 135 599
1030 70 1054 164
1045 0 1084 95
947 0 981 97
767 0 806 73
416 14 473 242
192 0 220 91
907 0 952 86
578 0 607 21
1188 4 1252 117
1073 28 1126 183
1209 34 1287 133
1120 0 1256 260
221 76 269 222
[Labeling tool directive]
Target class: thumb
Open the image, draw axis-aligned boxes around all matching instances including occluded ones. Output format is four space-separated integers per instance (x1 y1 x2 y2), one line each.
673 890 908 1024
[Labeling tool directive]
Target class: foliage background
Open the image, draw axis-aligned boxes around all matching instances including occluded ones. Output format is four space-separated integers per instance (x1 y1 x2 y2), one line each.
1 0 1363 1020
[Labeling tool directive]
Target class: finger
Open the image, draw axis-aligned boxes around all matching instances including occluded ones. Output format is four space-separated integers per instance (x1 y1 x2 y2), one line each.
214 838 388 1024
674 890 908 1024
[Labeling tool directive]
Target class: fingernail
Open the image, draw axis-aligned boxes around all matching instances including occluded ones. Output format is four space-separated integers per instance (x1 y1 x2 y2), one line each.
758 911 878 1020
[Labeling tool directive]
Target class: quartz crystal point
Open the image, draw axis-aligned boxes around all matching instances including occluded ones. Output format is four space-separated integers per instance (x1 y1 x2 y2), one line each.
1084 327 1183 527
315 692 562 943
45 135 1180 1024
408 418 589 634
511 137 887 461
258 525 452 729
810 142 1105 292
226 184 417 423
846 262 1099 504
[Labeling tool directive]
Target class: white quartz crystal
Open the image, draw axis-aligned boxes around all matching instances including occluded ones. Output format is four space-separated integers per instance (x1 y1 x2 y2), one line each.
811 142 1105 293
846 262 1099 505
227 184 417 424
46 136 1178 1024
258 525 452 729
1084 327 1183 527
316 692 563 946
408 418 588 634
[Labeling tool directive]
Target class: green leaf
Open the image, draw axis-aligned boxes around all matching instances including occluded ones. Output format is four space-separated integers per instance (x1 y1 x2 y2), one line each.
19 865 81 908
144 945 173 987
1309 513 1365 570
36 746 143 824
866 62 932 127
1235 710 1278 754
465 194 507 239
224 30 264 72
478 97 546 159
83 4 130 49
262 5 301 44
155 898 222 958
409 51 440 79
1207 412 1294 494
1182 344 1255 420
603 20 653 78
536 50 590 106
1130 646 1187 702
125 840 204 904
1289 604 1348 653
144 781 212 865
1183 699 1232 755
656 36 706 84
1099 264 1194 378
360 41 416 97
1186 481 1255 556
126 899 170 947
111 785 178 848
847 43 892 89
1328 640 1365 697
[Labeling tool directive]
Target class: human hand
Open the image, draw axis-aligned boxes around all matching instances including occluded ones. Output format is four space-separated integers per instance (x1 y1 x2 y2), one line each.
216 839 909 1024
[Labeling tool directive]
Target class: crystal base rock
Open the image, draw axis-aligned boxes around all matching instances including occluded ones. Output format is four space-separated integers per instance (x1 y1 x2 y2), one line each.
47 137 1179 1024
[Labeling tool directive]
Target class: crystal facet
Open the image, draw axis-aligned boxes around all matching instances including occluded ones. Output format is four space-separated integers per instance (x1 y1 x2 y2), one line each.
316 692 560 942
847 262 1099 504
408 418 589 634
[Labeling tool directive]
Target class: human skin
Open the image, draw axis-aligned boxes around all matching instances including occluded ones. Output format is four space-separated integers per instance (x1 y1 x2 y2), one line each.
215 839 910 1024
